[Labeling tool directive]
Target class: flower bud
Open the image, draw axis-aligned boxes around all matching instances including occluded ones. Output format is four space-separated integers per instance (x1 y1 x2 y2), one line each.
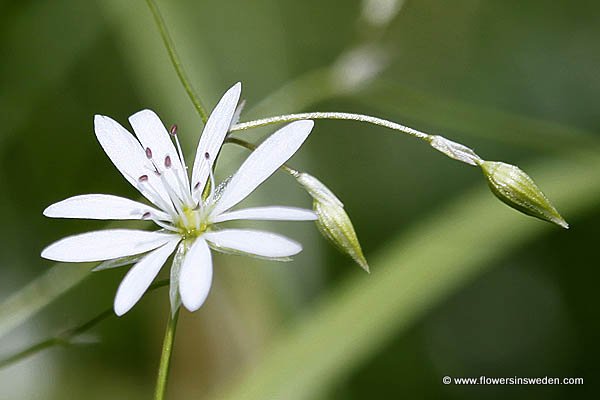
428 135 482 166
296 173 370 272
481 161 568 229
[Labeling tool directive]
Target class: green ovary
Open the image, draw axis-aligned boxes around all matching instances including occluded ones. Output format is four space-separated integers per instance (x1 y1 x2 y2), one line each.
175 207 209 239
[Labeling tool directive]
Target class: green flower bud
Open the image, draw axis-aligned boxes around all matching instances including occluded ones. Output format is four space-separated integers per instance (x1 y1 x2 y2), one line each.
481 161 568 229
295 172 370 272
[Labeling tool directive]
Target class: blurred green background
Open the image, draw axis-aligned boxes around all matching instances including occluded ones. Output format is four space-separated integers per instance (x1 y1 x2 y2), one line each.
0 0 598 399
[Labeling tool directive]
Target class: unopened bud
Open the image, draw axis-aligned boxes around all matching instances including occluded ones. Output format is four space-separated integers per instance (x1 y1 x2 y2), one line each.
296 173 370 272
481 161 568 229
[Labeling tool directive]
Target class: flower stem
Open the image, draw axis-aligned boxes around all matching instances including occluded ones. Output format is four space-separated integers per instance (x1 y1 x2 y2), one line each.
144 0 208 123
230 112 433 141
154 308 180 400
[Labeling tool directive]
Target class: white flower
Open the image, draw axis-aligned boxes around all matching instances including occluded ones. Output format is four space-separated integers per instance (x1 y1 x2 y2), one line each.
41 82 316 316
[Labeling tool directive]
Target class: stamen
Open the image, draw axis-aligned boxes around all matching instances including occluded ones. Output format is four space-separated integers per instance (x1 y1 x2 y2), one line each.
164 155 172 168
137 178 177 217
207 167 216 204
194 181 201 191
142 211 151 219
155 172 189 228
145 147 153 159
170 167 193 205
204 152 217 204
168 124 192 198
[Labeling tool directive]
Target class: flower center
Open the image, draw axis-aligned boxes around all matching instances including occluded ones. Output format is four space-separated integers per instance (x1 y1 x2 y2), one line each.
175 206 210 239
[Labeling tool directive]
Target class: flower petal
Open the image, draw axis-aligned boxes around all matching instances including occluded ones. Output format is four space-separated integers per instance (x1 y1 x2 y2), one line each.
179 238 213 312
211 120 314 216
43 194 170 221
212 206 317 223
128 110 188 200
204 229 302 258
94 115 173 211
114 239 179 316
41 229 178 262
191 82 241 203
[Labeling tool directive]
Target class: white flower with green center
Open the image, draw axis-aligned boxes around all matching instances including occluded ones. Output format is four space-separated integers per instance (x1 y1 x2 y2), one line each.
41 83 316 316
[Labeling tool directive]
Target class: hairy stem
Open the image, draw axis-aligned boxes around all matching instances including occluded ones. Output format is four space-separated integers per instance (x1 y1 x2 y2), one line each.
145 0 208 123
230 112 432 141
154 309 180 400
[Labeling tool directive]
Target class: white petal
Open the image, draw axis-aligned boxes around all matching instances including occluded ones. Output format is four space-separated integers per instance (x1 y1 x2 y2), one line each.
43 194 170 221
94 115 172 210
179 238 213 312
114 239 179 316
212 206 317 223
191 83 241 203
129 110 188 200
41 229 178 262
204 229 302 258
211 120 314 216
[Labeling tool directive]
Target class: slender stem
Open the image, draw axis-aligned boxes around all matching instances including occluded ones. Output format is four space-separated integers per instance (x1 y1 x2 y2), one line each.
0 338 63 369
0 279 170 369
154 309 180 400
230 112 433 141
145 0 208 123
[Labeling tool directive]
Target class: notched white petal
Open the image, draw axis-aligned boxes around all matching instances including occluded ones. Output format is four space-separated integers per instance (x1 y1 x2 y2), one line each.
213 206 317 223
94 115 171 208
192 82 242 202
129 110 180 168
179 238 213 312
43 194 170 221
204 229 302 258
129 110 188 200
211 120 314 216
114 239 179 316
41 229 178 262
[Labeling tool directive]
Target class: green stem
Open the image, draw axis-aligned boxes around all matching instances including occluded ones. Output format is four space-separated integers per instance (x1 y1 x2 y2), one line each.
145 0 208 123
0 338 63 369
154 309 180 400
230 112 432 141
0 279 170 369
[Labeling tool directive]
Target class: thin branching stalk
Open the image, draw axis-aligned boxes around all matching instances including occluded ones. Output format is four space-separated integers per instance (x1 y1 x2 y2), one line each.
0 279 169 369
231 112 432 141
145 0 208 123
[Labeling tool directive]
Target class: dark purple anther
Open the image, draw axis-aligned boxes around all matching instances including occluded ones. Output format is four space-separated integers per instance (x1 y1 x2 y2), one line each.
170 124 178 136
138 175 149 182
142 211 151 219
194 181 201 190
204 152 210 159
164 155 172 168
145 147 153 159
